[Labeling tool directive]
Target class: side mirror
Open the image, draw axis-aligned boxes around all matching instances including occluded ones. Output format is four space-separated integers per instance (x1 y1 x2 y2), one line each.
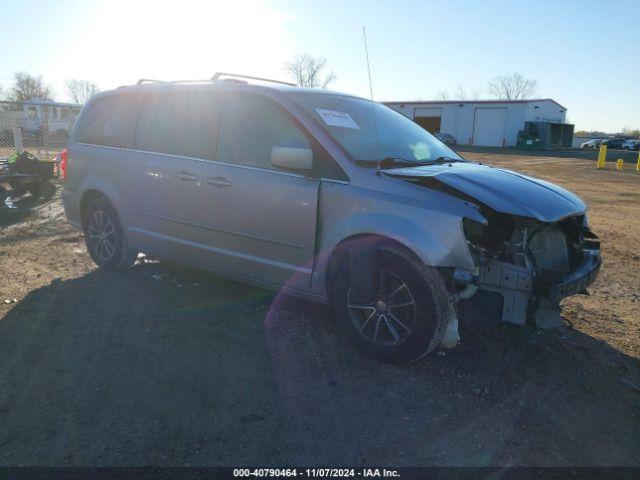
270 142 313 172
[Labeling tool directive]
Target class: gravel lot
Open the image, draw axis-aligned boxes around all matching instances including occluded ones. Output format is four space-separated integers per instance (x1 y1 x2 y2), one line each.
0 151 638 466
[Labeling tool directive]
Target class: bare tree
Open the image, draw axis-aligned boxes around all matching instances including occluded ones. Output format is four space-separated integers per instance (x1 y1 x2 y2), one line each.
454 85 467 100
66 79 100 104
487 73 537 100
7 72 52 101
285 54 336 89
436 85 479 101
620 126 640 138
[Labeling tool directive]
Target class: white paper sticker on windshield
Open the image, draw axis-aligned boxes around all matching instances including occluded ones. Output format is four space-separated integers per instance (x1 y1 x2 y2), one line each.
315 108 360 129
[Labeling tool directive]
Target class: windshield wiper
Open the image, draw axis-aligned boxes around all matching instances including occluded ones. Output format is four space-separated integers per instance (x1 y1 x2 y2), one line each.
423 156 463 164
378 157 425 168
356 156 464 174
356 157 428 169
378 157 430 175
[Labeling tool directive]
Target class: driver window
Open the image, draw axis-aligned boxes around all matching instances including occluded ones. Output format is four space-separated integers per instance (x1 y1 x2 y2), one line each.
217 93 309 170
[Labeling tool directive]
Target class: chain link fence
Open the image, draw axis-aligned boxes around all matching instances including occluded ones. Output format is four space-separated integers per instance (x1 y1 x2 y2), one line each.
0 100 82 160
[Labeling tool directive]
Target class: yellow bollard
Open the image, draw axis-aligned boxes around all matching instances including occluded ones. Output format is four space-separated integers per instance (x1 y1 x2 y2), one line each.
637 151 640 172
616 159 624 171
596 144 607 169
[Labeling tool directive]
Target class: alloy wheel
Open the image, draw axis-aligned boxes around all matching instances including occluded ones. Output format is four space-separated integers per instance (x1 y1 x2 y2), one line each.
87 210 117 261
347 269 417 346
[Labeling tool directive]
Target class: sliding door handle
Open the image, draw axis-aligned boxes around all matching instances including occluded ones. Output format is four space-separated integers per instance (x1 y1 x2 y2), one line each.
176 171 198 182
206 176 231 187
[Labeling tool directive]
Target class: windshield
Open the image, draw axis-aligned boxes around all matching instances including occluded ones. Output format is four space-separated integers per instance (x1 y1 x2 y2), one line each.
290 93 464 164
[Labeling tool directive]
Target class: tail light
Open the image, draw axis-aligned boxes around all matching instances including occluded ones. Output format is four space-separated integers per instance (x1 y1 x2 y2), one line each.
60 149 68 179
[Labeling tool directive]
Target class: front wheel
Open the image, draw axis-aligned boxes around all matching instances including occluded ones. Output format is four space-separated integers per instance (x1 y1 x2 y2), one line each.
331 248 450 364
82 197 137 270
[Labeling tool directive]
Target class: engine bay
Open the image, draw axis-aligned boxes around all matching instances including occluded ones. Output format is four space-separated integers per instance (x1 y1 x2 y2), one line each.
461 211 600 326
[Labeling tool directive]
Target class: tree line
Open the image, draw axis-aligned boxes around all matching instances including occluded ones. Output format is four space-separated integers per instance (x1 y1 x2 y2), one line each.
0 72 99 104
0 59 538 106
3 62 632 137
436 73 538 101
285 54 540 103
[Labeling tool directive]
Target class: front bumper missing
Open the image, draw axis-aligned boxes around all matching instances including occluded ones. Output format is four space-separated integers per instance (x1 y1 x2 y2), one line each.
477 260 533 325
476 249 601 326
538 250 601 302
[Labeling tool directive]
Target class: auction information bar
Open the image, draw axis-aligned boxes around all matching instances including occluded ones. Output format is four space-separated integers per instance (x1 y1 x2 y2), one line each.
0 467 637 479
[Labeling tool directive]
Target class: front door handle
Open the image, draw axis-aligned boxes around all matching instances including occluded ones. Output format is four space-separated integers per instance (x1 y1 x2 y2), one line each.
207 176 231 187
176 170 198 182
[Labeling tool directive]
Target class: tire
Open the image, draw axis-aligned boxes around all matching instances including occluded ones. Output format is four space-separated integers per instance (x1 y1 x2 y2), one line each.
331 246 450 364
82 196 137 270
0 186 7 207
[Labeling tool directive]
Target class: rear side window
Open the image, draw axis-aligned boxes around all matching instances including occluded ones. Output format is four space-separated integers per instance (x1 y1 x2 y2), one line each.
134 89 221 159
217 93 309 170
75 94 140 148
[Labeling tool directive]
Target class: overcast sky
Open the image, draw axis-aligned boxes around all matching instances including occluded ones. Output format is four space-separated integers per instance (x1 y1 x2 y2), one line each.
2 0 638 132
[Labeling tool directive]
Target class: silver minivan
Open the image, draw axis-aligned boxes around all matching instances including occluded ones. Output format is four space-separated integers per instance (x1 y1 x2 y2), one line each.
63 74 601 363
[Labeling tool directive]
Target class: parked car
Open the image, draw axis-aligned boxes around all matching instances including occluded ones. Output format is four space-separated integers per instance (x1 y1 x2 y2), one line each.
622 139 640 151
435 132 457 146
600 138 625 150
63 74 601 364
580 139 602 148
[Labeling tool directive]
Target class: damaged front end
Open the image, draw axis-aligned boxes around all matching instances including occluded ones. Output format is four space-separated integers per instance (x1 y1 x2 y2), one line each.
460 212 601 327
384 162 601 329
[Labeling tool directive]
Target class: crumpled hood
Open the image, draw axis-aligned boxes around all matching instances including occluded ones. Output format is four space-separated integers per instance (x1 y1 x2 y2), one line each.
384 162 586 222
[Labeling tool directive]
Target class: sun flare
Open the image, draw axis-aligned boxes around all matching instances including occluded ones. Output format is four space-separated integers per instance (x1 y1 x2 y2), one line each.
47 0 294 91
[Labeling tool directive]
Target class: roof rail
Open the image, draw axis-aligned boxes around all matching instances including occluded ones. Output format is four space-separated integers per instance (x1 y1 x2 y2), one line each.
211 72 296 87
137 78 167 85
137 78 219 86
135 75 296 88
170 79 212 84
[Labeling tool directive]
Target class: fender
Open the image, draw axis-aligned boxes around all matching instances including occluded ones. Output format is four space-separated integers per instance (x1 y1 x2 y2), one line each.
310 211 478 297
309 181 487 298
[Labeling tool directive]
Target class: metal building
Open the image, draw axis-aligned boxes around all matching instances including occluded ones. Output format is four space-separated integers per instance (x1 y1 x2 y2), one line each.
383 98 574 148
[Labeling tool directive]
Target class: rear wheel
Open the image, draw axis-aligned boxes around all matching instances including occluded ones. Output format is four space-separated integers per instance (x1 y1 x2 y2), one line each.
82 196 136 270
331 247 450 364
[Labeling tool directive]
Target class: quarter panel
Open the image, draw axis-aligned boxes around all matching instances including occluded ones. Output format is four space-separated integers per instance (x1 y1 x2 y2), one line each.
69 144 128 225
76 174 127 225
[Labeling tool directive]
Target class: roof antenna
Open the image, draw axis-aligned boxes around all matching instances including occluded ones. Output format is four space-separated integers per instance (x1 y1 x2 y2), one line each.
362 26 381 175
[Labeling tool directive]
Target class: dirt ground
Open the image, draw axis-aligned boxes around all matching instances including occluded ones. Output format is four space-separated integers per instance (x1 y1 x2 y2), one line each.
0 151 638 467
